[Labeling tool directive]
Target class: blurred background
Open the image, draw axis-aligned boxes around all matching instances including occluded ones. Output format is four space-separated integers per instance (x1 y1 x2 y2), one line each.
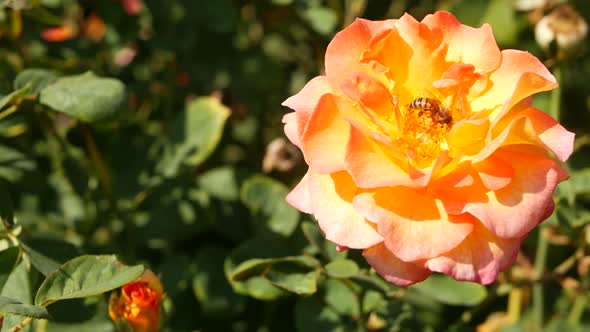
0 0 589 331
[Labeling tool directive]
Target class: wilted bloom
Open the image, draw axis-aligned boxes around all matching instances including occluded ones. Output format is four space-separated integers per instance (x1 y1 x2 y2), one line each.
535 4 588 58
262 137 301 173
109 269 163 332
283 11 574 285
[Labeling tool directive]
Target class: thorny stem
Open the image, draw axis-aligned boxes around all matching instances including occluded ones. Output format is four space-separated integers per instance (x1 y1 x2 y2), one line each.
507 287 523 323
548 65 562 121
567 294 587 325
81 123 112 195
533 227 549 327
8 317 32 332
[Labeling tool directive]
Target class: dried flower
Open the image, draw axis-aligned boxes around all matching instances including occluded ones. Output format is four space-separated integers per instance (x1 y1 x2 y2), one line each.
535 4 588 58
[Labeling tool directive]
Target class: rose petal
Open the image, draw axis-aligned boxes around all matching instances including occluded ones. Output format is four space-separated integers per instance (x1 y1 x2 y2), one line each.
363 242 432 287
393 14 449 100
473 156 514 190
282 75 332 144
282 113 300 147
309 171 383 249
353 187 474 261
464 149 568 238
473 105 575 163
300 94 350 173
325 19 394 90
286 171 313 214
282 76 331 115
518 107 575 162
447 117 490 157
471 50 557 115
345 126 414 188
426 219 522 284
422 11 501 73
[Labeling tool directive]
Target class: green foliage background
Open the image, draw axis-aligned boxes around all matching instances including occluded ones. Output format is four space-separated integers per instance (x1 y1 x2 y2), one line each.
0 0 589 331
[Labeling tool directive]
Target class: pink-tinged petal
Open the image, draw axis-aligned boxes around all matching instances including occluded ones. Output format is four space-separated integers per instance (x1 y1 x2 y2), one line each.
300 94 350 173
408 151 451 187
363 243 432 287
286 172 313 214
393 14 449 99
353 187 474 261
432 161 475 188
519 108 575 162
325 19 394 90
464 149 568 238
336 245 348 252
340 71 397 120
345 126 414 188
282 113 300 147
471 50 557 115
426 219 522 284
422 11 501 73
282 76 331 115
308 171 383 249
361 24 413 99
473 156 514 190
472 105 574 164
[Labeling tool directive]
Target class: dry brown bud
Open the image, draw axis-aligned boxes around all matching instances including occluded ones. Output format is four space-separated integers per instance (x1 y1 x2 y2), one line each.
535 4 588 57
262 137 300 173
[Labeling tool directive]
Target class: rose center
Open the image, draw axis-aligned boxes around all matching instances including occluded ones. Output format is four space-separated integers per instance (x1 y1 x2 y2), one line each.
400 97 453 161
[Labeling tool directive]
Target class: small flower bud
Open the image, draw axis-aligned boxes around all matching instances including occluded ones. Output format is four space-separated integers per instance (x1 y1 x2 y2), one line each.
109 269 163 332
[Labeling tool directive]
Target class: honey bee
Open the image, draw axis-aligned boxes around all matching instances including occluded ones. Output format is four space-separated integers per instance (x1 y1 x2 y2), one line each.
408 97 453 126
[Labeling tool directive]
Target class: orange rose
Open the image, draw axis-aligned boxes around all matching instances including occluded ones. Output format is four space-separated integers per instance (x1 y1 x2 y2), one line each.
109 270 163 332
283 11 574 285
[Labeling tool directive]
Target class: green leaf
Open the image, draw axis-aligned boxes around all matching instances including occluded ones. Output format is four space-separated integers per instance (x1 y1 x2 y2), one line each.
567 168 590 196
159 97 230 176
0 85 29 110
22 6 62 25
409 274 487 306
325 259 359 279
0 247 19 291
295 297 345 332
39 72 126 122
241 175 299 237
34 255 144 306
196 166 243 201
224 235 307 300
230 255 317 281
234 276 287 301
480 0 518 47
324 279 360 317
1 261 33 332
14 68 59 95
302 7 338 36
20 242 61 277
44 299 115 332
0 296 51 320
193 246 245 316
266 268 317 296
350 274 394 295
0 145 35 181
0 185 15 229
